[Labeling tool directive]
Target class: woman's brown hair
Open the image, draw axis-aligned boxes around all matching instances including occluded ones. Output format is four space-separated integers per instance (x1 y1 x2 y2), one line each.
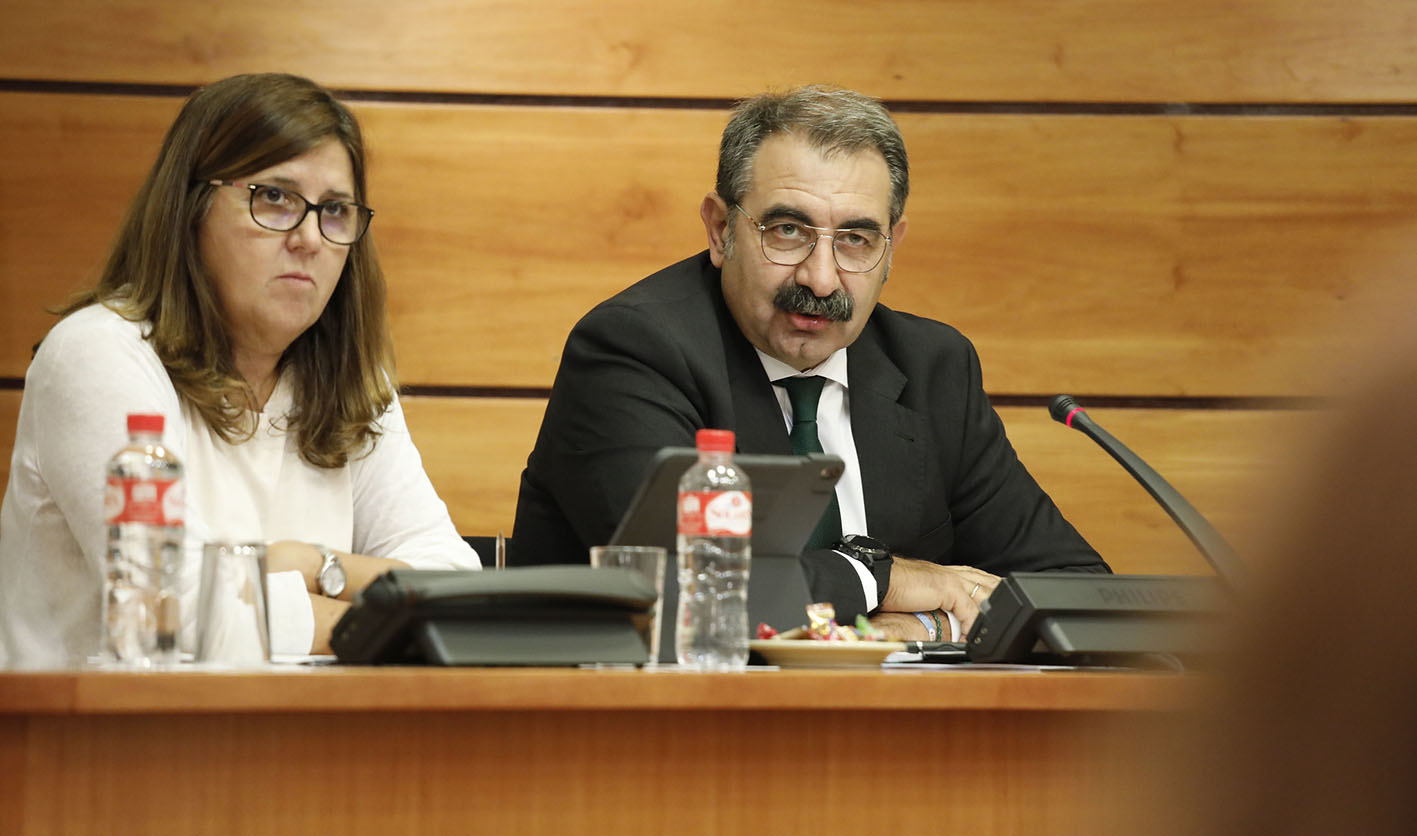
60 73 395 468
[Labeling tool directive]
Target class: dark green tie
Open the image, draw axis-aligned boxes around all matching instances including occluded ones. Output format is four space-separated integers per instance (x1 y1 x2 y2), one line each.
778 376 843 551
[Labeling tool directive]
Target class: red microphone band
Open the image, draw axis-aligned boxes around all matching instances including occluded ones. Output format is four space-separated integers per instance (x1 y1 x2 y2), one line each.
1064 407 1086 429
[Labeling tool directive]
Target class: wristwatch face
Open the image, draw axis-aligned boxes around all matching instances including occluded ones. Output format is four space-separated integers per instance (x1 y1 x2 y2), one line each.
839 535 889 565
318 553 347 598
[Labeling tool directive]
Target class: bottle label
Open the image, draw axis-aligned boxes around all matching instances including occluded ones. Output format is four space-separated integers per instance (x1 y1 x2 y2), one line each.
104 477 184 526
678 490 752 536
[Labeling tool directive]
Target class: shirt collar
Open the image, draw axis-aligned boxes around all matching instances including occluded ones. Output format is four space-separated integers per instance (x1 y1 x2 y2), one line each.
756 347 850 389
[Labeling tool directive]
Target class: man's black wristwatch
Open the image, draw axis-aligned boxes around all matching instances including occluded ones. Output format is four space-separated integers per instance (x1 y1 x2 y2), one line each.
832 534 890 570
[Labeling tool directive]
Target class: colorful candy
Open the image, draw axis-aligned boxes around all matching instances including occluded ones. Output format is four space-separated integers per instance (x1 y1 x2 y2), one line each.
757 603 889 642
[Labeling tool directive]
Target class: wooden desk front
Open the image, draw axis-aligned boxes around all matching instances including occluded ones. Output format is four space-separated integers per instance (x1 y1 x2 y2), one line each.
0 667 1188 835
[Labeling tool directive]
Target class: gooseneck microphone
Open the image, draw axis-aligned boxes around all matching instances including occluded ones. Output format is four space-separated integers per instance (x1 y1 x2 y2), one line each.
1049 395 1243 587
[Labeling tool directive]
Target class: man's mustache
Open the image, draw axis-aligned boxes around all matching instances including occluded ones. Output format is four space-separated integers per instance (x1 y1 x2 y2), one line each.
773 283 853 322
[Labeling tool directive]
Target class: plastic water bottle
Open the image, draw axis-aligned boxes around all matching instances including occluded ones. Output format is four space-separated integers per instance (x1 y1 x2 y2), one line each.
102 413 184 666
675 428 752 669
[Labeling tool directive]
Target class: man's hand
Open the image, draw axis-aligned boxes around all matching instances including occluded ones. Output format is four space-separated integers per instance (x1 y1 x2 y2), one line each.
869 611 936 641
878 557 1000 639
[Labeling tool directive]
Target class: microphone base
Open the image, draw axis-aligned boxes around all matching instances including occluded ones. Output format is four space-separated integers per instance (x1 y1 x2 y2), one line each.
965 573 1227 668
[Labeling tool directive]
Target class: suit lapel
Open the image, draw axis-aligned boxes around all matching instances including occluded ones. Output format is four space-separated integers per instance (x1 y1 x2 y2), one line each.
705 261 793 455
722 313 793 455
847 324 927 548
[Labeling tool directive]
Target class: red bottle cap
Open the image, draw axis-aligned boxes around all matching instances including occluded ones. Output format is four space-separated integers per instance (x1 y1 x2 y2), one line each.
127 414 165 435
695 428 735 453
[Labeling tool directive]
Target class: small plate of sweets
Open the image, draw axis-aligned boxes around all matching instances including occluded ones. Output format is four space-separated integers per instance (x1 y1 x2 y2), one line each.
749 603 906 668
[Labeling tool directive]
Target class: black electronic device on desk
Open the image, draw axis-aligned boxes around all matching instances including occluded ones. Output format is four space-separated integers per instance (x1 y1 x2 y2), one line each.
330 566 656 666
965 573 1224 667
964 395 1238 668
610 447 843 664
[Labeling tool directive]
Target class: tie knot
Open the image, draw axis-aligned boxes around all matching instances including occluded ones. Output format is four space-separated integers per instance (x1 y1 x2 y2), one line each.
779 376 827 423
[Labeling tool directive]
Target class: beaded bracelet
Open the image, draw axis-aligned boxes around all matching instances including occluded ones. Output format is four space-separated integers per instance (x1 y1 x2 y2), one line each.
913 611 938 641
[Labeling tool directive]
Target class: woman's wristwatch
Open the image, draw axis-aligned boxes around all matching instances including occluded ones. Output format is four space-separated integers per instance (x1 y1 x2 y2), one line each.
315 545 347 598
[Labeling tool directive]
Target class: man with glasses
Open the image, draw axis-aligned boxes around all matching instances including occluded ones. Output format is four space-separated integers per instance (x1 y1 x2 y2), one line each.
513 86 1107 641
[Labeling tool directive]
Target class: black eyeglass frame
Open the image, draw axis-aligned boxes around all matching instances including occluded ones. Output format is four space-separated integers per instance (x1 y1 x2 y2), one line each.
732 204 891 273
202 179 375 245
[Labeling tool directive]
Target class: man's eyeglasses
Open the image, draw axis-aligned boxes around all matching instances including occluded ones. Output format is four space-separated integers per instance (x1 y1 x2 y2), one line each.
733 205 890 273
203 180 374 245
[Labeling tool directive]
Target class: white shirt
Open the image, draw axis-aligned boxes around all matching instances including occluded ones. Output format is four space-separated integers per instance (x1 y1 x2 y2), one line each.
758 349 961 640
0 304 479 669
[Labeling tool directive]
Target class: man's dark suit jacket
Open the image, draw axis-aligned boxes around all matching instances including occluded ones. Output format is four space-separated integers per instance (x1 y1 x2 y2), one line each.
512 251 1108 619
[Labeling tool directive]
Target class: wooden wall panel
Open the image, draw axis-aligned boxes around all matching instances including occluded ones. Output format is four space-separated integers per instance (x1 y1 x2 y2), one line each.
6 92 1415 396
394 395 1310 577
0 95 183 377
398 395 545 540
887 114 1417 398
0 388 1313 577
1 0 1402 594
3 0 1416 102
1001 405 1319 577
363 102 720 388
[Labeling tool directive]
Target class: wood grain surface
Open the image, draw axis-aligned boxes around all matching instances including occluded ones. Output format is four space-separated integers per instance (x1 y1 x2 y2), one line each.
3 0 1416 102
0 666 1188 714
0 669 1184 833
1 707 1167 835
400 397 1310 576
5 93 1414 395
0 390 1311 577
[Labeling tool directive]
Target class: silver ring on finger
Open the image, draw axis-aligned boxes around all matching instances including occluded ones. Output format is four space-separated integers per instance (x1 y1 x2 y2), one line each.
969 582 981 600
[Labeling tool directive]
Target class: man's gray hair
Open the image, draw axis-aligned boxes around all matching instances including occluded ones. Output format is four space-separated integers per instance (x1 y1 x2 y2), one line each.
716 85 909 225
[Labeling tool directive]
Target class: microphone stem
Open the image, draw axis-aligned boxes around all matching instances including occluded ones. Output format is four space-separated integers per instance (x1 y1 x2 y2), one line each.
1071 417 1246 587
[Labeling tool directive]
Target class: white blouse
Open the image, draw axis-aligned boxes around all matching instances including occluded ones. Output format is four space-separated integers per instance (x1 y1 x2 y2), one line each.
0 304 479 668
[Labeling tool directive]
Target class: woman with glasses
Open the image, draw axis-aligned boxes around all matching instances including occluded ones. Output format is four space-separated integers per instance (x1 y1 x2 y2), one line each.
0 73 478 667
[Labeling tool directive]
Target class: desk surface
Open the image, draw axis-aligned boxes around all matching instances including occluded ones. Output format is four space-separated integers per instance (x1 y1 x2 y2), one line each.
0 664 1192 714
1 666 1191 836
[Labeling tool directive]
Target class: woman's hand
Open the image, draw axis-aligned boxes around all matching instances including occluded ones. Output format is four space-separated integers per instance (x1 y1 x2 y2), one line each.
265 540 412 602
265 540 413 653
265 540 324 592
308 594 351 654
